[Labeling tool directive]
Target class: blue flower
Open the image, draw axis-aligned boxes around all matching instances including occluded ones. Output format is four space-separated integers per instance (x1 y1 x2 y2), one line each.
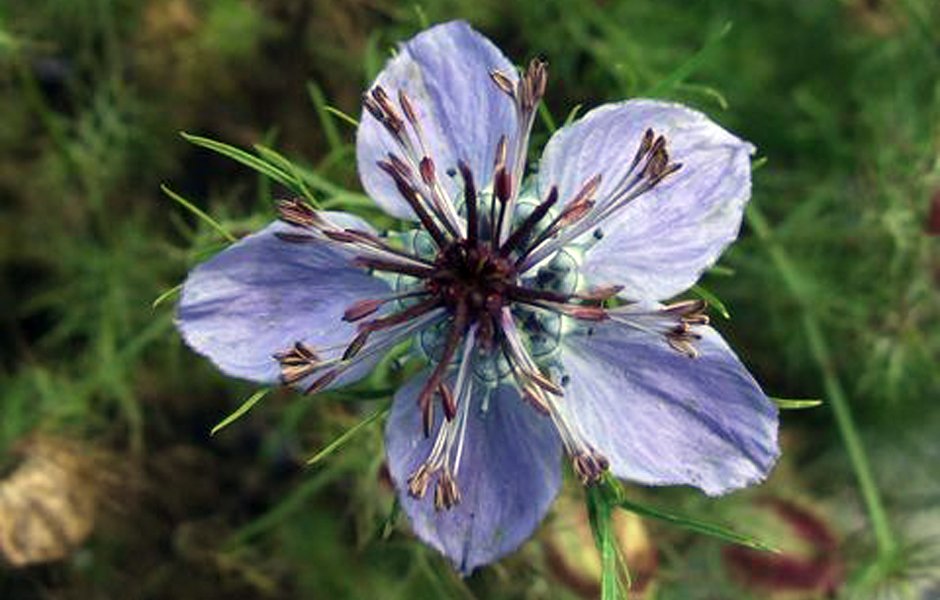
176 21 779 575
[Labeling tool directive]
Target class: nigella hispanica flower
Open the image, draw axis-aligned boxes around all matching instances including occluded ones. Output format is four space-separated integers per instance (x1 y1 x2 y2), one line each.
177 21 779 574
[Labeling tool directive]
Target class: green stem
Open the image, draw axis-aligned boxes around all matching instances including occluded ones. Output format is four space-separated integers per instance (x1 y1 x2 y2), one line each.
746 203 896 559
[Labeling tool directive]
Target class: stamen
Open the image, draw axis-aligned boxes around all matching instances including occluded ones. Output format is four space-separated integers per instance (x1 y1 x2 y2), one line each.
571 449 610 485
489 69 516 97
407 463 433 499
609 300 709 358
353 256 436 278
519 129 681 273
434 469 461 511
418 301 469 436
304 369 339 395
398 88 420 128
457 161 479 245
516 175 600 265
344 296 443 361
376 160 451 249
500 186 558 256
342 290 429 323
276 198 322 228
273 342 320 385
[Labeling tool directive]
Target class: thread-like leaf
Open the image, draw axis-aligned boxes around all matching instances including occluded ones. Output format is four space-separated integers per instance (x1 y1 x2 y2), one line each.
691 284 731 319
211 388 270 436
772 397 823 409
306 405 389 466
160 184 236 242
618 496 777 552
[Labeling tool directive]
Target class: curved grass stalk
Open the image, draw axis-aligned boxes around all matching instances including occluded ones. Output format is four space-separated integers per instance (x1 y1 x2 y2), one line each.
746 203 897 560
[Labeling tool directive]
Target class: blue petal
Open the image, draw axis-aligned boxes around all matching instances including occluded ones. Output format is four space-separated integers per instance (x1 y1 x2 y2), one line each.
177 216 391 384
357 21 517 219
385 372 562 574
555 321 778 496
538 100 754 300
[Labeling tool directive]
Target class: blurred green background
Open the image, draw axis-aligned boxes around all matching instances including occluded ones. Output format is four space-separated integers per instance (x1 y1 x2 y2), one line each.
1 0 938 598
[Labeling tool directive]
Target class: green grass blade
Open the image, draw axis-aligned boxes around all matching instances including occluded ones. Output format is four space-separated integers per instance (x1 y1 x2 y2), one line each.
618 496 777 552
646 21 733 97
307 81 343 151
160 184 236 242
538 101 557 133
253 144 320 206
587 486 627 600
306 405 389 466
181 132 296 190
691 284 731 319
211 388 270 436
324 105 359 128
772 397 823 410
563 104 583 127
152 283 182 310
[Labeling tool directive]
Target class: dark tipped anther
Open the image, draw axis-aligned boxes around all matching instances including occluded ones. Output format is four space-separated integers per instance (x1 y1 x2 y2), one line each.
276 198 320 228
376 160 449 248
434 470 461 511
343 298 386 322
416 302 468 436
458 160 479 245
489 69 516 96
305 370 338 396
500 186 558 256
398 89 419 126
439 382 457 421
342 329 371 360
419 156 436 186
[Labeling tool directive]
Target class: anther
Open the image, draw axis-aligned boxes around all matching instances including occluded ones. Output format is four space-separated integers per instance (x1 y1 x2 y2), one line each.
489 69 516 97
398 89 420 126
407 463 433 499
434 469 461 511
274 342 320 385
458 161 479 245
572 450 609 485
304 369 338 396
276 198 321 228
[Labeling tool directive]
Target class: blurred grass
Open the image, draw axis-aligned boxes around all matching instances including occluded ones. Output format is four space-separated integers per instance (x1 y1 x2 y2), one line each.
1 0 938 598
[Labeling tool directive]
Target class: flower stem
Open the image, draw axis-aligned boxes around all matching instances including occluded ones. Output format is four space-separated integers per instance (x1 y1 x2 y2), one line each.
745 203 897 560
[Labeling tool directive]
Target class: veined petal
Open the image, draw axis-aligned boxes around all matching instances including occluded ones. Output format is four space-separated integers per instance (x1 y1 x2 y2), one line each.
357 20 518 220
386 372 562 574
538 100 754 300
177 215 391 384
554 319 778 496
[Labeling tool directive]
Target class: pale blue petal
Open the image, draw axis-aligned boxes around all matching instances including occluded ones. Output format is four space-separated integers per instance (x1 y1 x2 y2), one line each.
538 100 754 300
177 215 390 384
555 321 778 496
357 21 517 219
386 372 562 574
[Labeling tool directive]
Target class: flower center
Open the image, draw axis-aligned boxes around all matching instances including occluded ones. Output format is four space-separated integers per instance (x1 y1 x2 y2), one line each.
428 240 517 325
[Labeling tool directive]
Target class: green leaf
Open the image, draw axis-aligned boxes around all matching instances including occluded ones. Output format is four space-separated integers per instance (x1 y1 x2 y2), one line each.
752 156 769 171
563 103 583 127
538 101 558 133
307 81 343 151
691 284 731 319
772 397 823 409
252 144 320 206
646 21 733 96
211 388 270 436
151 283 182 310
587 484 627 600
306 405 389 466
618 496 778 553
160 184 237 243
181 132 296 190
324 105 359 128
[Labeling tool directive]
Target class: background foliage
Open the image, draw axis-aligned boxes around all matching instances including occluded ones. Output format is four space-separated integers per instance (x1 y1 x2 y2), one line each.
1 0 938 598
